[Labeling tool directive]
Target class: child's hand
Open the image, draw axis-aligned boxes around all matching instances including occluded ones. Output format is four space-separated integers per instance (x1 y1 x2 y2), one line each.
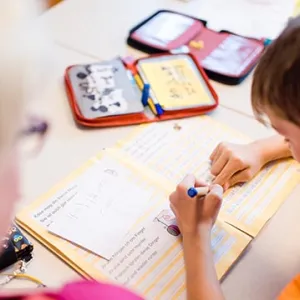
210 142 264 189
169 175 223 235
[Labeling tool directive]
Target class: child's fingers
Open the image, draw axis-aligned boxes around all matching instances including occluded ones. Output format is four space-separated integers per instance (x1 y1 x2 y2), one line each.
169 202 177 216
213 161 237 186
210 152 228 176
228 169 251 187
180 174 196 189
211 146 223 163
223 182 230 191
206 184 223 223
206 184 223 207
210 144 220 161
169 191 176 204
194 178 209 187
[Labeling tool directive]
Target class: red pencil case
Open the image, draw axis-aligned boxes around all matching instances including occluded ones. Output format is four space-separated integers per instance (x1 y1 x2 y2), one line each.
127 10 267 85
64 53 218 128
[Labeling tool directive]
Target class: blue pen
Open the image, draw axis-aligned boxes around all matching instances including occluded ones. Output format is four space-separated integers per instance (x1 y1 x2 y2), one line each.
166 186 209 237
152 97 164 116
141 84 150 106
144 82 164 116
136 65 164 116
187 186 209 198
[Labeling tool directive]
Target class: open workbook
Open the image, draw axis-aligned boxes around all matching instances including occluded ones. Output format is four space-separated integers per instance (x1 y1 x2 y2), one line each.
16 116 300 299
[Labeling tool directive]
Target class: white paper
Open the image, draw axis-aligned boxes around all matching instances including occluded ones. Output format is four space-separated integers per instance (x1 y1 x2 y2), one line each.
120 117 248 184
48 155 153 260
200 0 294 39
94 203 250 299
118 117 299 236
136 12 194 46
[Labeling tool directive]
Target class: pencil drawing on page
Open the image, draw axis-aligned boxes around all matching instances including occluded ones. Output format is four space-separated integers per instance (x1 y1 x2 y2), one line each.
154 209 180 236
77 64 128 114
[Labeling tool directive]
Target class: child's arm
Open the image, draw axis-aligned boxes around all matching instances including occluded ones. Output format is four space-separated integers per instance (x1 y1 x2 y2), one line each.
183 227 225 300
252 135 291 163
210 135 291 189
169 176 225 300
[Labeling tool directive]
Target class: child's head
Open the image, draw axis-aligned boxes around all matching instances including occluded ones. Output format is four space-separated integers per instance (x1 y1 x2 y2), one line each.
0 0 42 241
252 16 300 161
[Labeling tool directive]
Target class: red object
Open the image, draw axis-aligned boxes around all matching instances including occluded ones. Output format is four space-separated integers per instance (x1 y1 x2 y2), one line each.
64 53 218 128
127 10 265 84
6 280 143 300
131 18 204 51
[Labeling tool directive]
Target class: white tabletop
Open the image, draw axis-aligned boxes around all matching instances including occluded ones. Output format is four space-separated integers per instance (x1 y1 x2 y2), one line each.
40 0 293 58
10 41 289 299
19 42 275 210
34 0 294 117
3 2 300 300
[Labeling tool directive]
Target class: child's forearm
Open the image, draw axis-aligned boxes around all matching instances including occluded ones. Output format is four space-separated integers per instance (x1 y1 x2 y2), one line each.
252 135 292 165
182 226 225 300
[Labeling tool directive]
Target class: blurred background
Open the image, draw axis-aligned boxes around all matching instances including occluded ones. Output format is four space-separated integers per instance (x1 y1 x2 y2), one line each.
45 1 300 17
47 0 63 8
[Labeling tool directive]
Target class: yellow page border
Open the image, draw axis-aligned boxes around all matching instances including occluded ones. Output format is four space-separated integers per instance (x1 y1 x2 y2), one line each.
16 149 175 281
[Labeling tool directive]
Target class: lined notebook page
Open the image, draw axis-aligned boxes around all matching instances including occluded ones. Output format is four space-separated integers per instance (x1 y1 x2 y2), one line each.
17 150 251 299
117 117 300 236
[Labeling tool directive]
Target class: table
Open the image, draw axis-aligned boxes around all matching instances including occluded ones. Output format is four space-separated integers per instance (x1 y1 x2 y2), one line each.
34 0 293 118
11 42 136 288
5 2 300 300
36 0 256 116
10 42 289 300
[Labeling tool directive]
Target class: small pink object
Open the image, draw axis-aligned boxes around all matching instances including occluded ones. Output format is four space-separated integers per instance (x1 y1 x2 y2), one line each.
22 280 144 300
59 281 143 300
167 225 181 236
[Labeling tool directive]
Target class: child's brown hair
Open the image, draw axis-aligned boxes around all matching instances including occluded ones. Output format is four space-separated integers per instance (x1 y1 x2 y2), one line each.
252 16 300 125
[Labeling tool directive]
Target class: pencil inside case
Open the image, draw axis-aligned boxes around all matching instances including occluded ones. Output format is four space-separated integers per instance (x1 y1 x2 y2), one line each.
64 53 219 128
134 53 217 111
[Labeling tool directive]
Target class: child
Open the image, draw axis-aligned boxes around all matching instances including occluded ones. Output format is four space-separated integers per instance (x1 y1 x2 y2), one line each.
170 16 300 299
0 1 222 300
0 1 140 299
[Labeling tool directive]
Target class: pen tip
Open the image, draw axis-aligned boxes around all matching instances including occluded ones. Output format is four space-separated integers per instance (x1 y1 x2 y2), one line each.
187 188 197 198
155 104 164 115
